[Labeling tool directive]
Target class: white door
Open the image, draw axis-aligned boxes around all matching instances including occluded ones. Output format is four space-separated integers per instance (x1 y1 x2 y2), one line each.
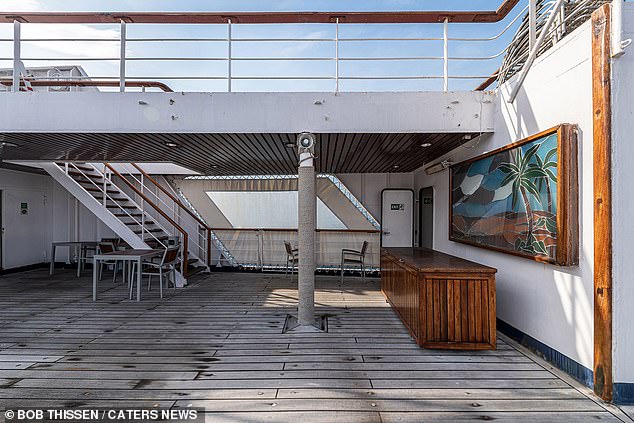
1 189 47 269
381 189 414 247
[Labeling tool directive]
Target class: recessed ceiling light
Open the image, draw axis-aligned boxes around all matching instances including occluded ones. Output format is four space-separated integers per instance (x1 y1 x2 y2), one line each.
463 134 473 140
164 141 179 148
392 164 400 169
210 165 219 169
420 143 432 148
0 141 18 148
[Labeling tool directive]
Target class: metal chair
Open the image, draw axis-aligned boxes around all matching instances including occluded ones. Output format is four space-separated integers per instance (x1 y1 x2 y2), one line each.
130 247 179 299
340 241 369 283
97 242 122 283
284 241 298 281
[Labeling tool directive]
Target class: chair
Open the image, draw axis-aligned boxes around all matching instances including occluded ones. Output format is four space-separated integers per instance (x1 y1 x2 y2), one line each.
340 241 369 283
284 241 298 281
130 247 179 299
97 242 122 284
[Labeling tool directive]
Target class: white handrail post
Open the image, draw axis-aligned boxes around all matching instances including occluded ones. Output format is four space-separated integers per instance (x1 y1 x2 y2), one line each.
529 0 537 50
12 20 21 93
119 20 126 93
227 19 232 93
335 18 340 93
508 0 565 103
443 18 449 92
612 0 627 58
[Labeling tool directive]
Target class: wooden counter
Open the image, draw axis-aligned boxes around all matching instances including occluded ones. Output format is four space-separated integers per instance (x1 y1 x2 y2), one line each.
381 247 497 350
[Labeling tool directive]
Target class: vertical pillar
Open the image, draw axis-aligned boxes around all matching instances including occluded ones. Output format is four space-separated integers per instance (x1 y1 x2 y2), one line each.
443 18 449 92
12 20 20 93
297 153 316 326
119 20 126 93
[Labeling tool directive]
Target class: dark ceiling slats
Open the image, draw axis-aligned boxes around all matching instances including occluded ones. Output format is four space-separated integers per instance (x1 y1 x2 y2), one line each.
1 132 475 174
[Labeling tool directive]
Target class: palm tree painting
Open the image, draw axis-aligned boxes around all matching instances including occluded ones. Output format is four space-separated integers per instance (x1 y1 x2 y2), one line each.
450 131 561 262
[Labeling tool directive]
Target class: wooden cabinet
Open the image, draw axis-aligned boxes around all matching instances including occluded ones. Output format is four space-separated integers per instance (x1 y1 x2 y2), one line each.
381 247 497 350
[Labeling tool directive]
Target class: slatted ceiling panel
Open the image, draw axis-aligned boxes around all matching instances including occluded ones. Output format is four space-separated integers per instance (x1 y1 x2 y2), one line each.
0 132 476 174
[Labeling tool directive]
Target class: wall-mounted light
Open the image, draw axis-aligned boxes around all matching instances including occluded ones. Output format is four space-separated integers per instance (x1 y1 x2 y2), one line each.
425 160 453 175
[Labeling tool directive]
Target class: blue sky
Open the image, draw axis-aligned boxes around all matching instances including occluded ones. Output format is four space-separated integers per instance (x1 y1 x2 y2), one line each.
0 1 528 92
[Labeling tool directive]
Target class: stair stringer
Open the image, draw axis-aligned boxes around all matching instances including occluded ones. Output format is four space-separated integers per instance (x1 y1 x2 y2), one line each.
38 162 149 250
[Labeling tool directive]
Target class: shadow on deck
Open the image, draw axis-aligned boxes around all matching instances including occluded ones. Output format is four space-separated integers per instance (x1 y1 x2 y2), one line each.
0 269 624 422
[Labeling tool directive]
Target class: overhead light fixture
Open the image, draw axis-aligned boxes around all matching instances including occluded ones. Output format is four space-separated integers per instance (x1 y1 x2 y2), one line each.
425 160 453 175
210 164 219 169
0 141 18 148
463 134 473 140
164 141 179 148
392 164 400 170
420 143 432 148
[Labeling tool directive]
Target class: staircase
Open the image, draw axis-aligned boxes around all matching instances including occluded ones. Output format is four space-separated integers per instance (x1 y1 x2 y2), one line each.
37 162 208 285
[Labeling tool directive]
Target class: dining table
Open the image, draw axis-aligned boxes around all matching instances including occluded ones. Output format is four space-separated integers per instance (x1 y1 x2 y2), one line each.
50 241 99 277
92 249 164 302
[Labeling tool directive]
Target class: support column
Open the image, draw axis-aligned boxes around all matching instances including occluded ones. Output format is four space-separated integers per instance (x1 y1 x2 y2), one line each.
297 158 316 326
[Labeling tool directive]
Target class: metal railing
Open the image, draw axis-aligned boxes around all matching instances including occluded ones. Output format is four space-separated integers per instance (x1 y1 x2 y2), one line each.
114 163 212 269
0 0 574 93
210 228 381 272
58 162 174 251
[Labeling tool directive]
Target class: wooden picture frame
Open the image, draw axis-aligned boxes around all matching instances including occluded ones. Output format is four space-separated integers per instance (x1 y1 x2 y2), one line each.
449 124 578 266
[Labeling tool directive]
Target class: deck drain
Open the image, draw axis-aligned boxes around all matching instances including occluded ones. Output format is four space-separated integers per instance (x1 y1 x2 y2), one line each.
282 314 328 333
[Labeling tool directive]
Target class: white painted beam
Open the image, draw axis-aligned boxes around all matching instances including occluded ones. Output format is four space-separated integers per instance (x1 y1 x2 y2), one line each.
0 91 495 134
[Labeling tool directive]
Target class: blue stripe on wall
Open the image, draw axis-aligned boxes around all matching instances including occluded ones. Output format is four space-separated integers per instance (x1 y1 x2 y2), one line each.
614 383 634 405
497 319 594 388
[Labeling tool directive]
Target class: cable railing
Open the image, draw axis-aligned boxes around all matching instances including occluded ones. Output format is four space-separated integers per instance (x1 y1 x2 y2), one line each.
0 1 541 93
0 0 606 93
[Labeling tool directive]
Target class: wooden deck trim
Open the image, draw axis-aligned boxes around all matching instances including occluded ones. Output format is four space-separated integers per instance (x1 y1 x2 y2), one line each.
592 3 613 402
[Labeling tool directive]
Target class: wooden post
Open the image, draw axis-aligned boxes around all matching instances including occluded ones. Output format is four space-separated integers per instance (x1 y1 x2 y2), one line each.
592 3 613 402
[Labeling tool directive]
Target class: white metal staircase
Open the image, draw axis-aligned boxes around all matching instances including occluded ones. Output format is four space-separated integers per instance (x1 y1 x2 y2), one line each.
37 162 208 285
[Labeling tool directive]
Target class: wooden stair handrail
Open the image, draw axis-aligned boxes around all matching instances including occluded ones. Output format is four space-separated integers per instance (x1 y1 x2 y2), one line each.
130 164 209 231
104 163 189 277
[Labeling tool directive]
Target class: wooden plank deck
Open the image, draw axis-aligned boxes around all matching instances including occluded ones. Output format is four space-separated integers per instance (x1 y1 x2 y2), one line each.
0 269 625 422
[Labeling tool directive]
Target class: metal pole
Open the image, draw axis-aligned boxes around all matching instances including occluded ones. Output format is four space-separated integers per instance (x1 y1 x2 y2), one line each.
12 20 20 93
335 18 340 93
612 0 626 57
508 0 565 103
443 18 449 92
227 19 232 93
297 153 316 326
529 0 536 50
119 20 126 92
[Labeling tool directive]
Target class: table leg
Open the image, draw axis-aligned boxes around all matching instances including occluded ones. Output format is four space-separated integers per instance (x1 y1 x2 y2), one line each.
137 258 142 302
49 245 56 276
93 257 98 301
76 245 82 278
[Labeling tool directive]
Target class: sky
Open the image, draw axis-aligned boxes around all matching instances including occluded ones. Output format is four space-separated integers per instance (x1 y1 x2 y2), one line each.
0 0 529 92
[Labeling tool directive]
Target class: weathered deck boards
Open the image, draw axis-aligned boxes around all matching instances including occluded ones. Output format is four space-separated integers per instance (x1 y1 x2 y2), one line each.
0 269 623 421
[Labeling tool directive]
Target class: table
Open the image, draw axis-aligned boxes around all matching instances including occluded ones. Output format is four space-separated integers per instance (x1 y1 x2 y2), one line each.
381 247 497 350
93 249 164 302
50 241 99 277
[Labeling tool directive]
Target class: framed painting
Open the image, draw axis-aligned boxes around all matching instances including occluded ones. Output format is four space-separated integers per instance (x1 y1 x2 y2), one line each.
449 124 578 266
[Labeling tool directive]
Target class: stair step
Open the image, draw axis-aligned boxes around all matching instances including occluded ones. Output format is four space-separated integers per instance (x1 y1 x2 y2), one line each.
77 179 112 186
124 221 155 226
85 187 120 194
106 205 138 210
67 170 102 179
57 163 94 172
187 266 206 277
135 228 164 234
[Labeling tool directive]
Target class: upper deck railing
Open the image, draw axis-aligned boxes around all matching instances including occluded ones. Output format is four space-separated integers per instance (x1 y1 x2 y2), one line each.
0 0 606 93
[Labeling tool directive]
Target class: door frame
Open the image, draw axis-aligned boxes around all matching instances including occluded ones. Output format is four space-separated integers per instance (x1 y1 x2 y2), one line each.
418 186 434 249
380 188 415 248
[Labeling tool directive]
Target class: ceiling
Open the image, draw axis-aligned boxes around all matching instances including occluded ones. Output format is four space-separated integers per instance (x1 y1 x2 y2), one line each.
0 132 478 175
